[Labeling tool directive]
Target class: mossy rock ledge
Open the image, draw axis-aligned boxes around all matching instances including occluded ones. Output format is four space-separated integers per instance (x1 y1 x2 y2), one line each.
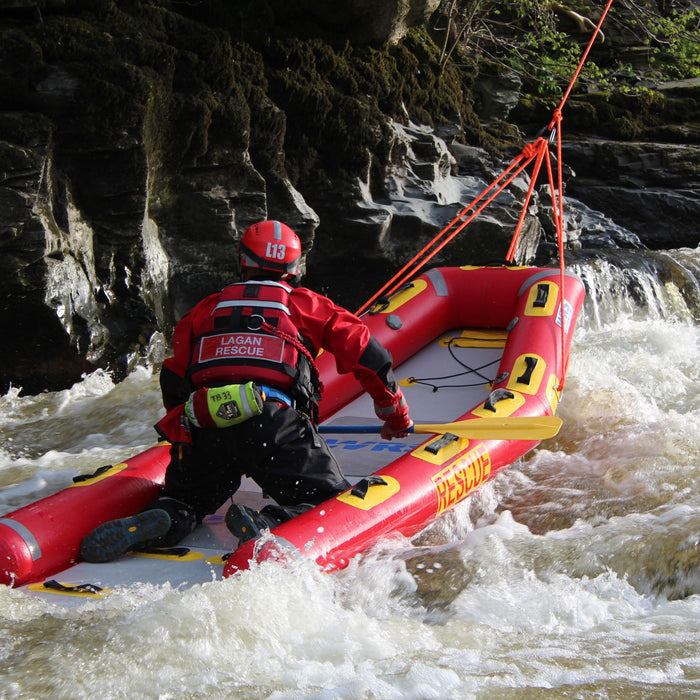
1 0 698 393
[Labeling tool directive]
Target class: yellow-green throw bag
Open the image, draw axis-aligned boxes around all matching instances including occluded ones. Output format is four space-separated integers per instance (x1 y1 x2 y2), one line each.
185 382 264 428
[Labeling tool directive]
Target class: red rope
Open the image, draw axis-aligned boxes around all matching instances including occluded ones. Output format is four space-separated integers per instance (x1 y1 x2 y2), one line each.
549 0 613 129
543 112 570 391
357 1 615 385
546 0 614 388
505 139 548 262
356 147 541 315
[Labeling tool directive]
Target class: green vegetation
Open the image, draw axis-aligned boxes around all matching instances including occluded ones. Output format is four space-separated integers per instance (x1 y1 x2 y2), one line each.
646 5 700 79
432 0 700 100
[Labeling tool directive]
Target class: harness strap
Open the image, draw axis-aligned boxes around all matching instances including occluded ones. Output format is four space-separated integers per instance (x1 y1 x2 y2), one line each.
257 383 294 408
259 319 324 396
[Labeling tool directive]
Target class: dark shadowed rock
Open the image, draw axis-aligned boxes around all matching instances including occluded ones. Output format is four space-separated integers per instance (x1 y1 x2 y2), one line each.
562 140 700 250
0 1 698 394
291 0 441 45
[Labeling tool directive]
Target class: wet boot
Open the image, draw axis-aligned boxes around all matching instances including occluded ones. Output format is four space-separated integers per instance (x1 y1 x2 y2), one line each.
225 503 281 544
80 509 172 563
225 503 315 544
142 497 197 546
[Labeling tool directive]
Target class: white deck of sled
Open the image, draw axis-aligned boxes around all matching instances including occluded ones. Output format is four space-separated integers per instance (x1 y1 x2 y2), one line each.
19 331 502 606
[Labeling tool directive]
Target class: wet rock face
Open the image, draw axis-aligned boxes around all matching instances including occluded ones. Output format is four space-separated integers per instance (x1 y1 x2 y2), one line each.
1 2 699 394
303 120 543 304
0 2 482 394
289 0 442 44
0 5 324 392
562 138 700 251
514 79 700 254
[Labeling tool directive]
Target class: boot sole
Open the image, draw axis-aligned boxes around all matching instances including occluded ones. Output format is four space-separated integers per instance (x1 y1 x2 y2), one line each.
225 503 263 544
80 509 172 563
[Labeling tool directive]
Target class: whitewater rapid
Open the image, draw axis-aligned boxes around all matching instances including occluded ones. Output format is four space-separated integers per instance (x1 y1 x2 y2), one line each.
1 247 699 699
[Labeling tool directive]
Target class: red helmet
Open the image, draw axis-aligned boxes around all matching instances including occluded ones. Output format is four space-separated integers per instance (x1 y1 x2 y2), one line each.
239 220 302 277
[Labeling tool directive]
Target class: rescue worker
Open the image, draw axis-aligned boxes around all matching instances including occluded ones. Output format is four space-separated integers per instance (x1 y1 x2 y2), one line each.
80 220 413 562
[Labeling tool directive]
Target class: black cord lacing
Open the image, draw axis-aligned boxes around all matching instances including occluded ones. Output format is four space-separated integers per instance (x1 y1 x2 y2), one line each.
407 338 500 392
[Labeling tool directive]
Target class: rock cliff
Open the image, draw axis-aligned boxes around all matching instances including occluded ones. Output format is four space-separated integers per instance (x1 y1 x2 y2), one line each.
1 0 698 394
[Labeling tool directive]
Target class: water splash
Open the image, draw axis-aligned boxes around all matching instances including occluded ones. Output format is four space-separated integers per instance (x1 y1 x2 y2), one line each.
1 249 700 697
38 183 109 361
140 171 170 329
571 247 700 328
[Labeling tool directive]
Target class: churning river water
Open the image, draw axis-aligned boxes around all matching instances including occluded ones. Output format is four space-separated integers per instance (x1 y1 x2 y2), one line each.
1 246 699 699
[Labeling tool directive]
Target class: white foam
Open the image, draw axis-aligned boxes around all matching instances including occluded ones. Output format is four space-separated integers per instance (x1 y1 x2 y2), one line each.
1 250 700 697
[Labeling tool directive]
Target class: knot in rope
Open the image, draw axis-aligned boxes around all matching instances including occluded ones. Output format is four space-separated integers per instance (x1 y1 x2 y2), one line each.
548 107 563 132
522 141 539 159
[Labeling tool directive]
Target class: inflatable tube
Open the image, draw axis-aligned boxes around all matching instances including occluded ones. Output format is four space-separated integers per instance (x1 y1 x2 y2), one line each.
0 444 170 587
0 265 584 589
223 266 585 576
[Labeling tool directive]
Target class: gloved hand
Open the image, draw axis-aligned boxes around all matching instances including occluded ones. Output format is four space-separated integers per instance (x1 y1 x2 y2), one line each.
185 382 263 428
381 414 414 440
374 387 413 440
